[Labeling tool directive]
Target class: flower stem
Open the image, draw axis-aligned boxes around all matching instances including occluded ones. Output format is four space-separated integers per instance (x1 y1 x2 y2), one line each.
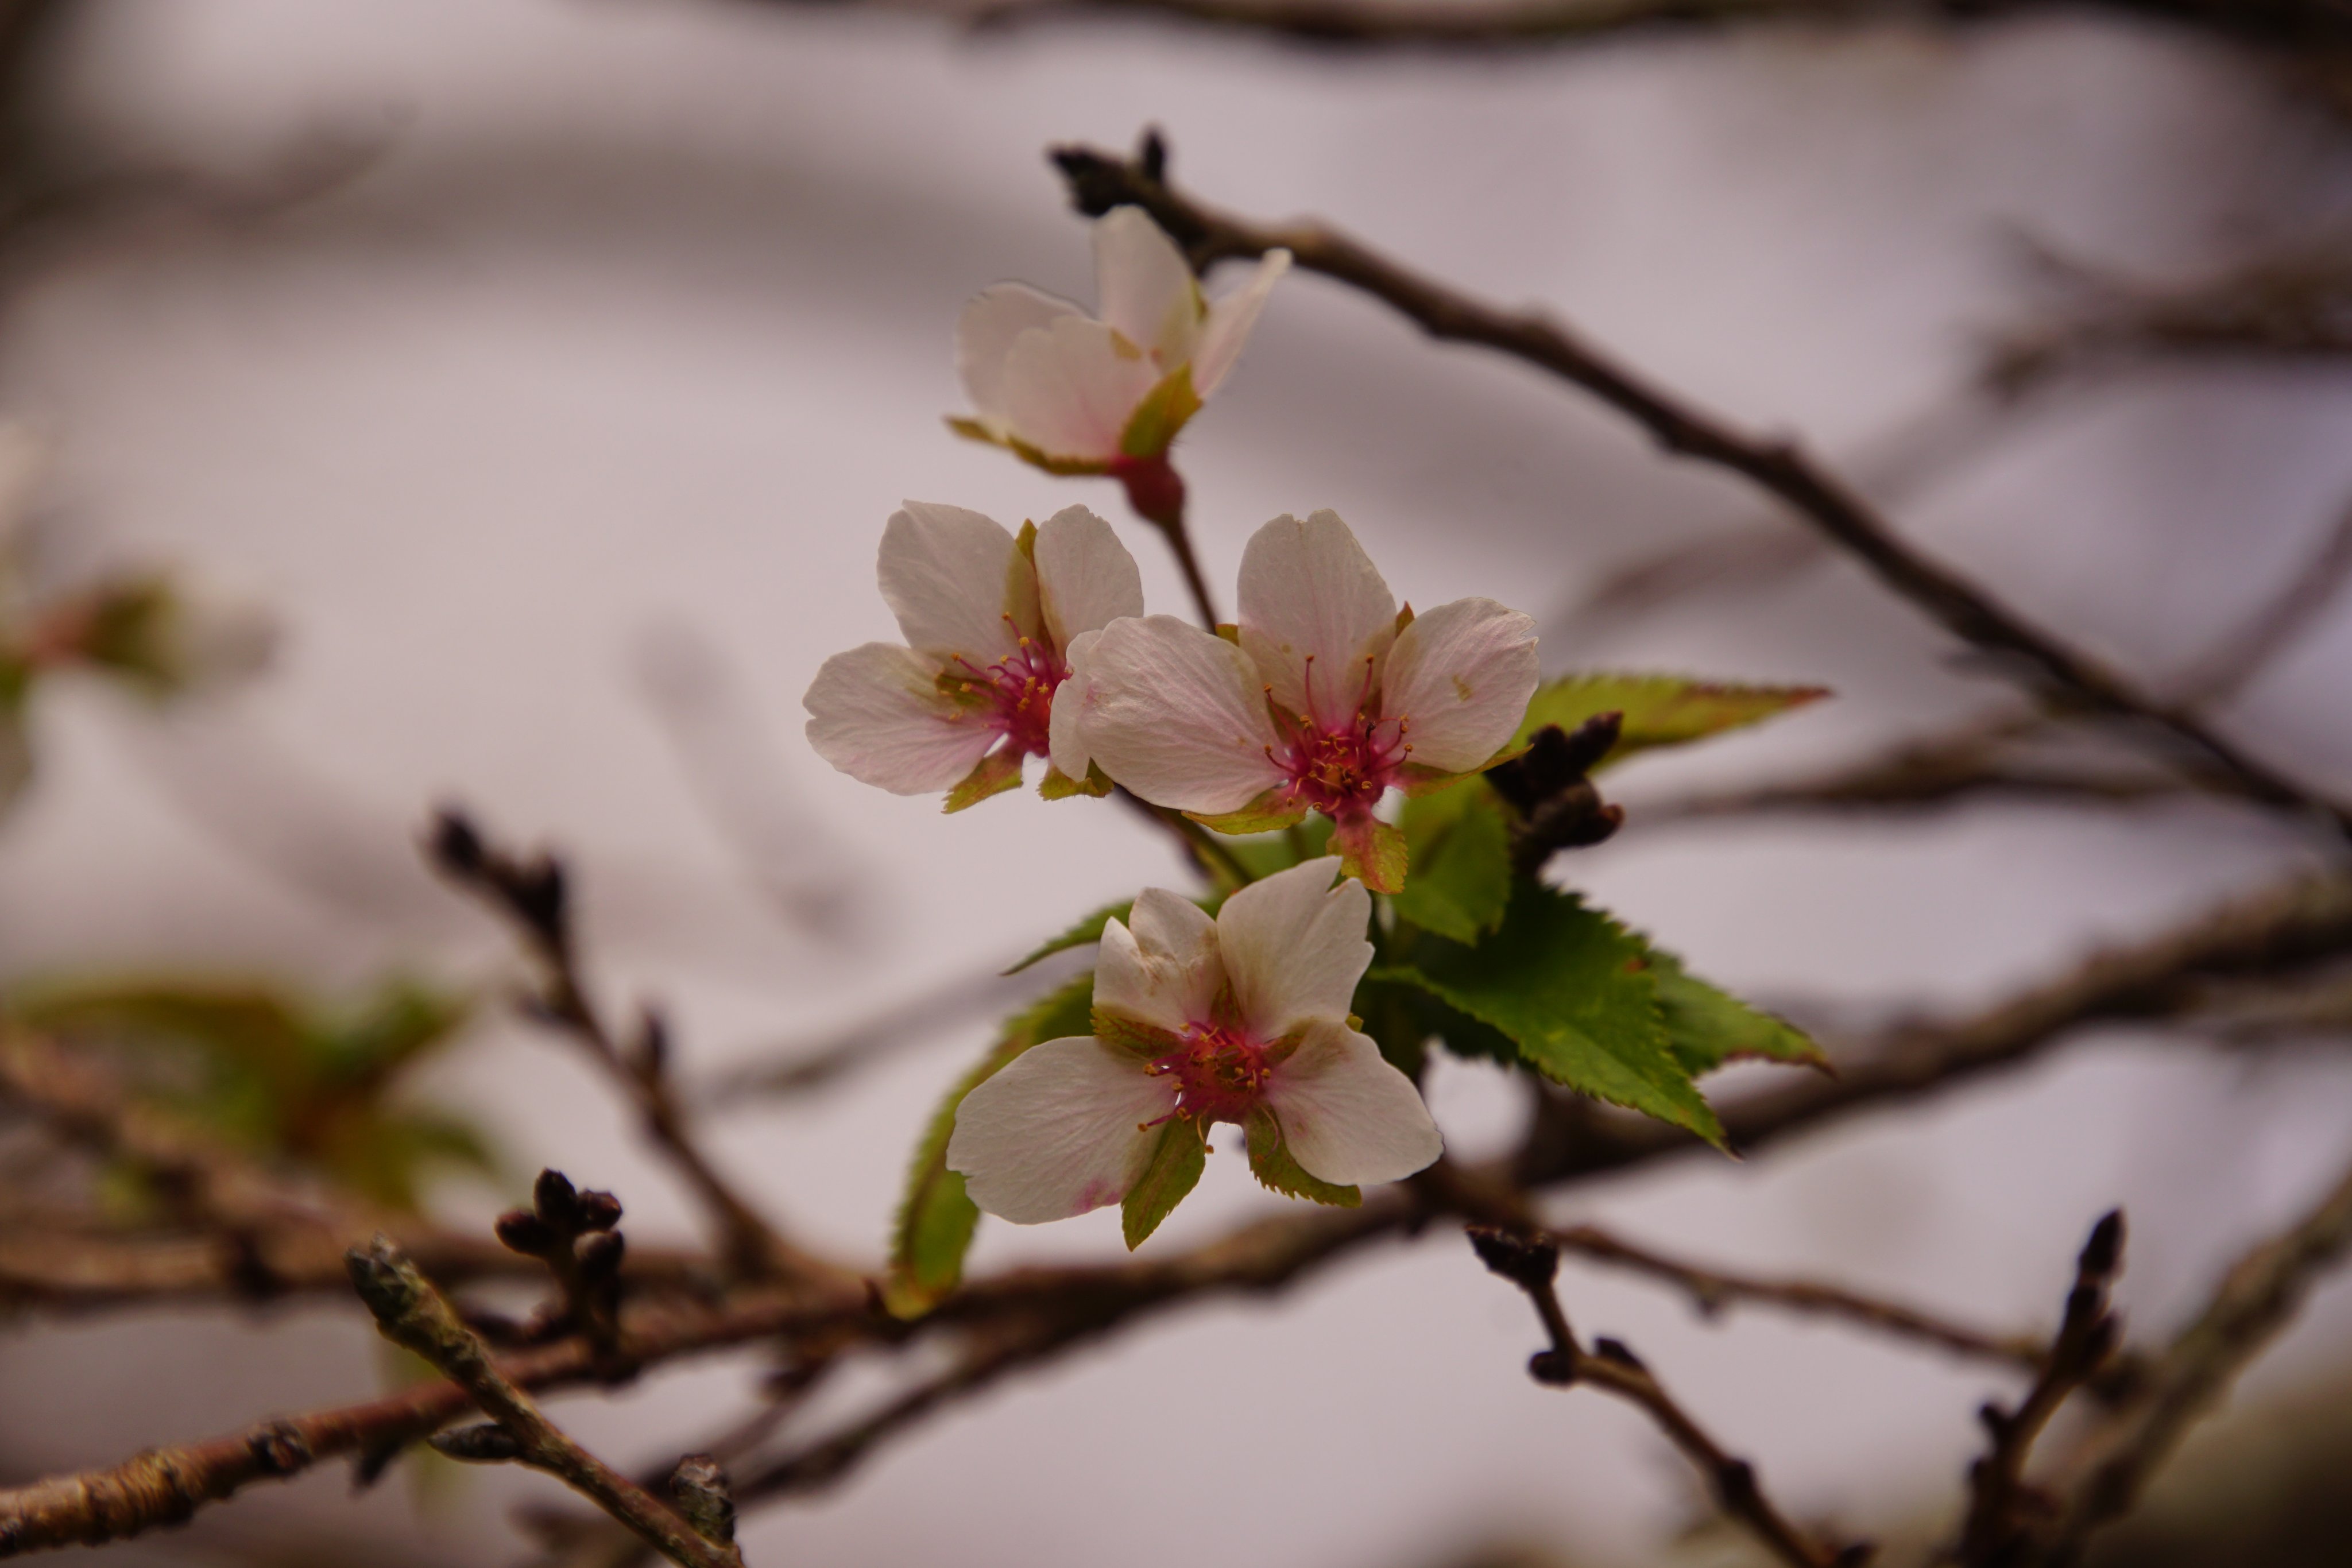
1112 453 1219 628
1151 516 1221 630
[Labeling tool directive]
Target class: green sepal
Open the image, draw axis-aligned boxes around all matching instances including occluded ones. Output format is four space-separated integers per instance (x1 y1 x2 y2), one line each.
943 416 1111 478
1333 816 1409 895
1390 779 1511 943
1186 792 1309 836
1376 885 1723 1147
1509 672 1828 769
1121 1117 1208 1248
1214 622 1242 645
1039 762 1113 801
1119 365 1201 459
943 748 1025 813
1093 1008 1181 1060
884 974 1094 1317
1244 1108 1361 1207
1645 946 1827 1077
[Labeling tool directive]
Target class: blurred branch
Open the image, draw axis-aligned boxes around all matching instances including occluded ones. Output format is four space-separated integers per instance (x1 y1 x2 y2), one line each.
1468 1228 1859 1568
1051 135 2352 839
2045 1148 2352 1562
1550 1221 2049 1372
1956 1211 2126 1565
346 1236 744 1568
2170 490 2352 709
1986 230 2352 398
425 808 839 1287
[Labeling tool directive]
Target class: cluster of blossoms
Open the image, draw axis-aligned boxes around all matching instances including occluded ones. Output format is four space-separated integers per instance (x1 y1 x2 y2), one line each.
804 208 1541 1233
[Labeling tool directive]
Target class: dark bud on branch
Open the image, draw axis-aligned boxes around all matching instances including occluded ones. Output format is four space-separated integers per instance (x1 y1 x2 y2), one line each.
345 1235 426 1330
574 1188 624 1234
428 806 486 878
2079 1208 2126 1282
1591 1337 1646 1371
1467 1225 1560 1290
535 1168 582 1232
576 1230 626 1287
670 1454 738 1546
496 1209 560 1258
1486 716 1626 874
430 1422 523 1464
1528 1348 1577 1386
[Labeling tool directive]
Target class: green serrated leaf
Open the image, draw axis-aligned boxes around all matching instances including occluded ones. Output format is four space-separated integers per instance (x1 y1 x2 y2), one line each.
1512 673 1828 768
1381 886 1723 1145
885 973 1094 1316
1645 947 1827 1077
1391 780 1511 943
943 748 1025 813
1244 1107 1361 1207
1120 365 1202 459
1121 1117 1208 1248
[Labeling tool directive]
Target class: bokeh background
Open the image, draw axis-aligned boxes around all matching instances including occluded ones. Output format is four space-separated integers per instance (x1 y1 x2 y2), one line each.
2 1 2351 1563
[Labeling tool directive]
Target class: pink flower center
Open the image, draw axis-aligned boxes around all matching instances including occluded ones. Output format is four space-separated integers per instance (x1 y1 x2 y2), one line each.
1269 656 1411 823
947 632 1066 758
1145 1021 1271 1126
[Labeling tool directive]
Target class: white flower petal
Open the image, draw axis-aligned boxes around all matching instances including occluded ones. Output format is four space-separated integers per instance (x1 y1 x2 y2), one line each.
1264 1020 1444 1187
958 282 1084 432
1237 510 1398 728
1033 505 1144 652
1094 888 1223 1037
1076 615 1286 813
1047 626 1102 781
878 502 1032 667
1092 206 1201 367
946 1036 1174 1223
1381 597 1542 773
1216 858 1372 1040
1192 248 1290 397
803 642 998 794
1000 316 1162 465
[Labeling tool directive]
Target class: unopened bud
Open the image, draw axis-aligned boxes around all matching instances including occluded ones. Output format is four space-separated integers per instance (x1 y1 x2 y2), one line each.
430 1422 523 1463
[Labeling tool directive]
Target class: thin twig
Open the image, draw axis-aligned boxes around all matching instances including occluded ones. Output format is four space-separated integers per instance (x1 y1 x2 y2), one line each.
1550 1222 2046 1373
425 808 833 1285
1467 1228 1855 1568
2171 490 2352 709
1049 138 2352 839
2045 1150 2352 1562
1955 1211 2125 1565
345 1237 744 1568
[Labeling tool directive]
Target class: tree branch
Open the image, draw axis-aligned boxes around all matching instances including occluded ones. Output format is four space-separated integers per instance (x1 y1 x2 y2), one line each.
1049 137 2352 839
346 1237 744 1568
1468 1228 1859 1568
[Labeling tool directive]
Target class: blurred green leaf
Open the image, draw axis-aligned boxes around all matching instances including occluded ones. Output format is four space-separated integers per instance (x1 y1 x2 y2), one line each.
1005 900 1133 975
1513 673 1827 768
885 973 1093 1317
1391 780 1512 943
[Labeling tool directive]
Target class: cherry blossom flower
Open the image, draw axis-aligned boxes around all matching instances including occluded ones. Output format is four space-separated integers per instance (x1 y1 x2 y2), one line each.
950 207 1290 526
804 501 1141 810
1050 510 1539 891
946 858 1441 1241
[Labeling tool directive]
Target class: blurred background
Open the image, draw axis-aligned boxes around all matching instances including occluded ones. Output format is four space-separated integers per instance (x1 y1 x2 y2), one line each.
2 0 2350 1563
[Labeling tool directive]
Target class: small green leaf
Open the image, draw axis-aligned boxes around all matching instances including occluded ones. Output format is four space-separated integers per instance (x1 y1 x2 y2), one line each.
1645 947 1827 1076
885 974 1094 1316
1005 900 1134 975
1221 816 1335 882
1038 762 1113 800
1391 781 1511 943
1244 1108 1360 1207
1512 673 1828 768
943 748 1025 813
1186 791 1309 835
1381 886 1723 1145
1122 1118 1208 1248
1120 365 1203 459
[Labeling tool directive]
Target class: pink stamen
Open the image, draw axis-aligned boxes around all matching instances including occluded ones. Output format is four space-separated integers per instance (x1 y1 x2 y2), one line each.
946 618 1067 759
1266 657 1411 826
1143 1021 1272 1128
